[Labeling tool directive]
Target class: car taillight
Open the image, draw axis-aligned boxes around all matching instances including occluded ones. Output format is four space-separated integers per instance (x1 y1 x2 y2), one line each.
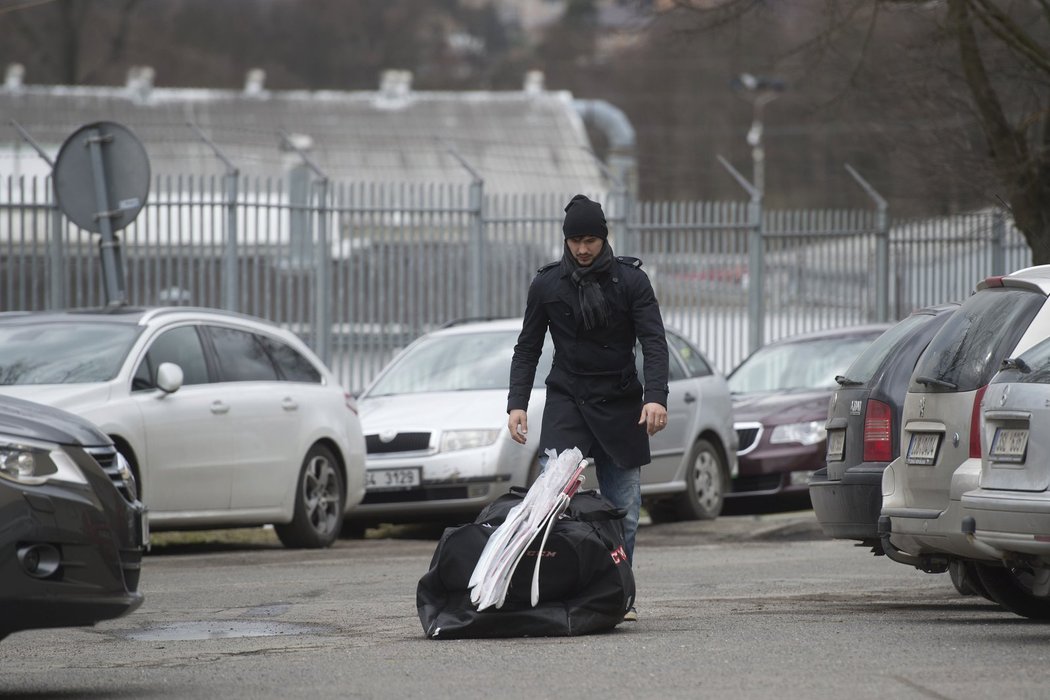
970 385 988 458
344 392 359 415
863 399 892 463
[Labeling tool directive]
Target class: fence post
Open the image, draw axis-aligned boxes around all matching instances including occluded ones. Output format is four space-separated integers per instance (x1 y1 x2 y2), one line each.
747 198 764 352
470 179 486 318
845 164 890 322
315 177 332 365
48 187 67 309
278 130 332 362
188 123 240 311
443 144 486 318
991 208 1006 276
717 155 763 352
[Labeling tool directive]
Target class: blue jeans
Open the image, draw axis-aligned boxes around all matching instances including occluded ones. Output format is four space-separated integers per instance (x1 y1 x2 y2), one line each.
539 451 642 566
593 456 641 566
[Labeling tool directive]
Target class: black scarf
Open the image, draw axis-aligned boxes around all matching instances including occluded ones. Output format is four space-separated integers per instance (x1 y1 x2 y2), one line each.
561 241 614 330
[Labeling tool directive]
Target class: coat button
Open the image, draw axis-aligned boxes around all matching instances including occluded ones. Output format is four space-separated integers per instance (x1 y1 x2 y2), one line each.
578 399 585 405
612 277 619 283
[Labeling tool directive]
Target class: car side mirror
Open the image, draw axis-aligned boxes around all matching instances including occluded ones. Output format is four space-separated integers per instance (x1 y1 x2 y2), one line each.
156 362 184 394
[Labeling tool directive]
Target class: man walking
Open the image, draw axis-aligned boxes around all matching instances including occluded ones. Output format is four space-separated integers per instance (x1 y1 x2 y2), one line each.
506 194 669 622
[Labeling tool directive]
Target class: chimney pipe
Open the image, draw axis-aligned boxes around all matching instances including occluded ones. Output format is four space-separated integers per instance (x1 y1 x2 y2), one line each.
244 68 266 96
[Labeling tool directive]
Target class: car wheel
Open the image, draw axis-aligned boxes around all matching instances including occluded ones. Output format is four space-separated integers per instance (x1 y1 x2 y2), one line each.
974 562 1050 619
275 444 345 549
674 438 726 521
949 560 993 599
526 452 543 487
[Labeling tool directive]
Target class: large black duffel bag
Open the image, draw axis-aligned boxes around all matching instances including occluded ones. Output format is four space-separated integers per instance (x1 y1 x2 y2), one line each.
416 488 635 639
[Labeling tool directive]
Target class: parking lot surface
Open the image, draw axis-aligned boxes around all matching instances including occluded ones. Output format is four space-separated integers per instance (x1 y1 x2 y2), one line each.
2 512 1047 700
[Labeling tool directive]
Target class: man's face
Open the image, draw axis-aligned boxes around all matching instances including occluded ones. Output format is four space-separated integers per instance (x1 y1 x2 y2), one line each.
566 236 604 267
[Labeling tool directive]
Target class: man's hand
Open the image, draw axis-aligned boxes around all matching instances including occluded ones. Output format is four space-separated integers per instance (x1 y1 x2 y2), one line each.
639 402 668 436
508 409 529 444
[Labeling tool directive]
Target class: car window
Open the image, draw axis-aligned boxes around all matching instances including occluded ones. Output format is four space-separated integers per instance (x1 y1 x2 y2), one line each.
134 326 210 390
365 330 554 396
206 326 279 382
666 333 712 377
257 335 322 383
911 287 1044 393
728 333 880 393
993 334 1050 385
635 339 686 382
0 322 140 385
841 313 932 385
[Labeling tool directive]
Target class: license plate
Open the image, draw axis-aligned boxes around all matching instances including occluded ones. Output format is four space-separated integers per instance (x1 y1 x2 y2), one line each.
366 467 422 491
990 428 1029 463
826 430 846 461
906 432 941 465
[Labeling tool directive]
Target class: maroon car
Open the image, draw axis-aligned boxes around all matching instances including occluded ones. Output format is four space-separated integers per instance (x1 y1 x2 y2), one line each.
726 325 890 505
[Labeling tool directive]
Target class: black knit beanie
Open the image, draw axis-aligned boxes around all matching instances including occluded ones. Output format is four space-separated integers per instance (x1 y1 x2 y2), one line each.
562 194 608 239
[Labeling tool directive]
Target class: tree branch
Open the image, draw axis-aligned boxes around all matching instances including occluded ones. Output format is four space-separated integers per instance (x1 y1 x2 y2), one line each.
968 0 1050 77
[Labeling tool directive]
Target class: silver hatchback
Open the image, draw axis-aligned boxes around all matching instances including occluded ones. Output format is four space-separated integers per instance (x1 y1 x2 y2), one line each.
881 267 1050 605
961 335 1050 617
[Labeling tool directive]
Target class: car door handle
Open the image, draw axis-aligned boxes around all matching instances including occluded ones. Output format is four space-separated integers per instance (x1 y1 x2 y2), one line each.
210 400 230 415
281 397 299 412
683 392 697 404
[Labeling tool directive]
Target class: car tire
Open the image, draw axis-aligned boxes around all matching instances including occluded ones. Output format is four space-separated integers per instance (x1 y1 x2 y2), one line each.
974 562 1050 619
949 560 992 599
275 444 345 549
526 452 543 487
673 438 726 521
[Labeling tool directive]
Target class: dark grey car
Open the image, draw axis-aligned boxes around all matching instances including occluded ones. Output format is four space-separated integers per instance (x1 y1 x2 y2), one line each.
809 304 959 545
0 395 146 640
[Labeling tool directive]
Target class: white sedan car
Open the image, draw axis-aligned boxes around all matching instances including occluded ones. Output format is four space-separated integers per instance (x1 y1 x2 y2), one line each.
349 318 737 530
0 307 366 548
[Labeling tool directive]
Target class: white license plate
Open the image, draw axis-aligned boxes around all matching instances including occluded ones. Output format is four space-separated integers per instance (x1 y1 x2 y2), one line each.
827 430 846 461
990 428 1029 463
366 467 422 491
906 432 941 465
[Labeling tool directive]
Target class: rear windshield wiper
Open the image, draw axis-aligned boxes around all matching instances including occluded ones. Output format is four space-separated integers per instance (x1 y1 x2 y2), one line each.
834 375 863 387
1001 357 1032 373
914 375 958 390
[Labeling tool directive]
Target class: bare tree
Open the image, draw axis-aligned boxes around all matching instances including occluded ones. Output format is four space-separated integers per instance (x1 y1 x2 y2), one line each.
671 0 1050 262
1 0 141 84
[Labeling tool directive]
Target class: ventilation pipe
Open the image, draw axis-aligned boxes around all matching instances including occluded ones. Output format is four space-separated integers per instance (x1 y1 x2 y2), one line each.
4 63 24 92
573 98 637 196
244 68 267 96
125 65 154 102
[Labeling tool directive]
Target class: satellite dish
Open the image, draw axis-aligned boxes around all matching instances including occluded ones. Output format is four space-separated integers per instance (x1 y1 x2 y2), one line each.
53 121 150 234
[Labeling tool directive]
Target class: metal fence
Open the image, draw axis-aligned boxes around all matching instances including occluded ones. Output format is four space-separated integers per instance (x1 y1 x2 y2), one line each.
0 174 1032 389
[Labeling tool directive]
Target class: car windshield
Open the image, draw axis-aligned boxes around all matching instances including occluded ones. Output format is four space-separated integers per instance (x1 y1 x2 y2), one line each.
0 322 141 384
365 330 554 397
839 314 933 386
728 334 880 394
911 287 1044 393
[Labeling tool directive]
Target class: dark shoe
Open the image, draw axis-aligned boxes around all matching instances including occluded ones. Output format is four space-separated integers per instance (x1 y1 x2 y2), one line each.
623 606 638 622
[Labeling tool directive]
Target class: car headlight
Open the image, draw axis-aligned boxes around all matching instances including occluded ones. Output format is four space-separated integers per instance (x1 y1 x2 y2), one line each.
116 452 138 500
440 429 500 453
0 435 88 486
769 421 827 446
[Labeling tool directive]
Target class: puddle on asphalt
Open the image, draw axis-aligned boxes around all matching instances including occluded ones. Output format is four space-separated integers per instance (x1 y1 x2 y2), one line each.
125 620 322 642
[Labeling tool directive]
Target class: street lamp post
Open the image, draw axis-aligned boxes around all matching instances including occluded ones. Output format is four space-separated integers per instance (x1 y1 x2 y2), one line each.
731 73 786 201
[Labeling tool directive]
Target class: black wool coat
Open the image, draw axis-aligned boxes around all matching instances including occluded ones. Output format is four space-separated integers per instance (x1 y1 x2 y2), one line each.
507 256 669 469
